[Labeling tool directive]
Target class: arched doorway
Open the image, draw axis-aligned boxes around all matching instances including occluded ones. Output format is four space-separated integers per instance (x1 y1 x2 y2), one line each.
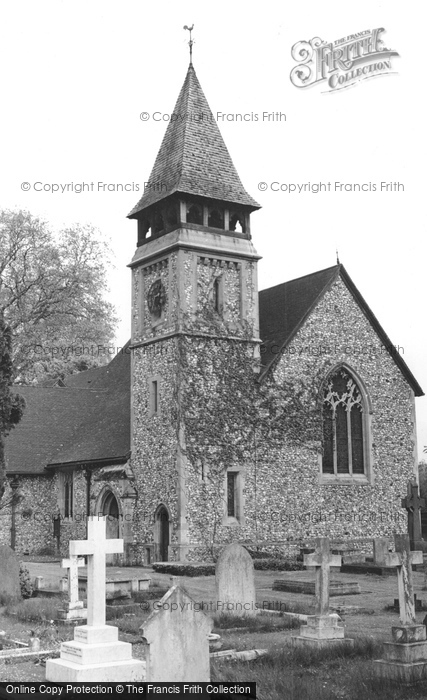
102 491 120 564
155 505 170 562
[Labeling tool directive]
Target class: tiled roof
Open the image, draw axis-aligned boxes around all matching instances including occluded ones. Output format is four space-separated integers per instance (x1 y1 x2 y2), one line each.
128 64 260 216
259 264 424 396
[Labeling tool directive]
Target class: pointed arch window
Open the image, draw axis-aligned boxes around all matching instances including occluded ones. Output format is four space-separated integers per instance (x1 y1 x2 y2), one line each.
60 471 74 520
322 368 367 477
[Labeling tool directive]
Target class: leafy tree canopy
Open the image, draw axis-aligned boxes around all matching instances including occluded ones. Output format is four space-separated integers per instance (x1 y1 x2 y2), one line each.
0 209 118 384
0 315 25 499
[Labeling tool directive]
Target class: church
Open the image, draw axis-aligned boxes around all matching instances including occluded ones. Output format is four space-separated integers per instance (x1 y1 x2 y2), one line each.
2 58 423 564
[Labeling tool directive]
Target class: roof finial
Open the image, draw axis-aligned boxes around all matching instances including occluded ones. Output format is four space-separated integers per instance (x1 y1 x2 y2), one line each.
183 24 194 64
336 248 340 265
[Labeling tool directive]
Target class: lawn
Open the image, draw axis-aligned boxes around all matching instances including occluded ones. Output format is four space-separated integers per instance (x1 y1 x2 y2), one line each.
2 565 427 698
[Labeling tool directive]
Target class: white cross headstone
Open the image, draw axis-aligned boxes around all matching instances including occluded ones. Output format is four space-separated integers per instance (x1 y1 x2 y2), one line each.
383 533 423 625
304 537 341 615
70 516 123 626
46 517 144 682
61 556 85 610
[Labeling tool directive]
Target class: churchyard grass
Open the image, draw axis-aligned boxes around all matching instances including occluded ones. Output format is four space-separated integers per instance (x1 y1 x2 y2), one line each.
211 639 427 700
5 597 65 623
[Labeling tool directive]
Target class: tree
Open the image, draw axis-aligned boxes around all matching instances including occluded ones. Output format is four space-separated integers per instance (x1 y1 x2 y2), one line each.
0 314 25 501
0 209 118 383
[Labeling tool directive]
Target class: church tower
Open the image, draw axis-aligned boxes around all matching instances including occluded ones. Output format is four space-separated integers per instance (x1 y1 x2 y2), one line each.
128 59 261 563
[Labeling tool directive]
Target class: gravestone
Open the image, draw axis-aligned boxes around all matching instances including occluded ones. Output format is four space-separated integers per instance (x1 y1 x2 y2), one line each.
57 556 87 622
291 537 353 648
140 580 213 681
215 543 256 617
374 533 427 683
0 545 21 600
373 538 390 566
401 479 425 550
46 516 145 682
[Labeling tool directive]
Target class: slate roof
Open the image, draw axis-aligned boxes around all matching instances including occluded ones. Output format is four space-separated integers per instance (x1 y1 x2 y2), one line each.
5 347 131 474
128 64 260 217
259 264 424 396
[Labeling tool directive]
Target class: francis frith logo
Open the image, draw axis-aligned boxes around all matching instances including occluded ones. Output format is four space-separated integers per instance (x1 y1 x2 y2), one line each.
290 28 399 92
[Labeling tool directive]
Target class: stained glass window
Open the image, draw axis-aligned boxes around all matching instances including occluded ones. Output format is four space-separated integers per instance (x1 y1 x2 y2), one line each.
322 369 365 476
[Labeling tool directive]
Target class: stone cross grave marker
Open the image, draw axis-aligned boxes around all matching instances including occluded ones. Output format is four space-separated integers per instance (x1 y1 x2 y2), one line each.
304 537 341 615
215 543 256 617
292 537 352 648
69 516 123 627
58 555 87 621
401 478 425 550
46 516 145 682
383 533 423 625
62 556 85 610
140 580 213 681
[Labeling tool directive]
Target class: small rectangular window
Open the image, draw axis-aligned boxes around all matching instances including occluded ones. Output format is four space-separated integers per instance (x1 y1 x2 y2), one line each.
152 380 158 413
149 377 160 416
227 472 237 517
213 275 223 314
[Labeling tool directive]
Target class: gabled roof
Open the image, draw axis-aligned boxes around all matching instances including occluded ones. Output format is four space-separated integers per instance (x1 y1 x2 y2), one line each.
5 264 423 476
5 347 131 474
128 64 260 217
259 264 424 396
259 265 339 370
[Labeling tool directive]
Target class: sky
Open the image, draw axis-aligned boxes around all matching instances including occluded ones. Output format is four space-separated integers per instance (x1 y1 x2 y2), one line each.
1 1 426 456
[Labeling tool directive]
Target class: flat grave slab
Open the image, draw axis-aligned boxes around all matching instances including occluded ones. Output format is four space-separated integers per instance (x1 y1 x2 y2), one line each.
340 562 396 576
273 579 361 596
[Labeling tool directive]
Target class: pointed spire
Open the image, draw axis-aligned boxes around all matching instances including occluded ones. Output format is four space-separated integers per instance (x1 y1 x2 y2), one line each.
336 249 340 265
128 65 260 218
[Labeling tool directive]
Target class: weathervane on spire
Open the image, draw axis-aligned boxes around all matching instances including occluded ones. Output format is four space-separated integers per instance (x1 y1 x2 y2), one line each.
336 249 340 265
183 24 194 64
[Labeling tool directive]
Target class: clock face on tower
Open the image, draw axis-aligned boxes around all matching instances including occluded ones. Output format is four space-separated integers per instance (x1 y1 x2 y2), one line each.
147 279 167 319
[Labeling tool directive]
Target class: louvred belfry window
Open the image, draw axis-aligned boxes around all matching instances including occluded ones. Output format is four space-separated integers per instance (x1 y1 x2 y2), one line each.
322 369 365 476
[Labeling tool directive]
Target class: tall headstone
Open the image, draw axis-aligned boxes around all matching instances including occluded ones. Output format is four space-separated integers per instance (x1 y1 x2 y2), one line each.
46 516 145 682
292 537 353 648
401 479 425 550
141 581 213 681
57 556 87 622
0 545 21 601
374 533 427 683
215 543 256 617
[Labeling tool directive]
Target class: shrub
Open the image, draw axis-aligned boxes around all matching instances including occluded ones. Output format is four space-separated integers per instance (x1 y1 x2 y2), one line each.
19 563 33 599
152 562 215 577
35 546 56 557
253 558 304 571
152 557 303 575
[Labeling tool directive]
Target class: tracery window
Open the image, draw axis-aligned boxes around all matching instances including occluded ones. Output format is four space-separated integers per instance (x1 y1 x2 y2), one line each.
322 369 365 476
